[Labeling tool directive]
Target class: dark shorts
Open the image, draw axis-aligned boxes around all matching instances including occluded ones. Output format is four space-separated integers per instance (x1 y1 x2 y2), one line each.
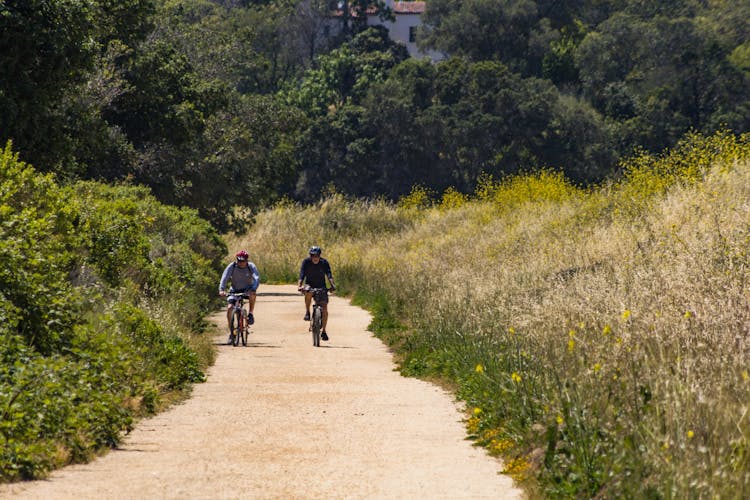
308 288 328 305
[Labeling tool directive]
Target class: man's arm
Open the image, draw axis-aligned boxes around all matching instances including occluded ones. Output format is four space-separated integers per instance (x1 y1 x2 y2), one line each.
298 260 306 288
249 262 260 291
325 260 335 289
218 262 233 293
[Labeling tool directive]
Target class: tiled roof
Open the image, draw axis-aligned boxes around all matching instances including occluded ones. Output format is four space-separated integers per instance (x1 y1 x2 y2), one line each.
330 1 425 17
393 1 425 14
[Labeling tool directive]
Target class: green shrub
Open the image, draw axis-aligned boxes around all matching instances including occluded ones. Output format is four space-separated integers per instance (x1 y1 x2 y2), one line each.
0 142 224 481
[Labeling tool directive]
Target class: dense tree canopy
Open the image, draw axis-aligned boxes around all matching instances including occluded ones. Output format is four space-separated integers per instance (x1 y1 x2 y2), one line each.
0 0 748 226
0 0 155 171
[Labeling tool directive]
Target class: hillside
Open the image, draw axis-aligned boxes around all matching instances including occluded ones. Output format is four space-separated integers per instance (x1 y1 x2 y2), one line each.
235 131 750 496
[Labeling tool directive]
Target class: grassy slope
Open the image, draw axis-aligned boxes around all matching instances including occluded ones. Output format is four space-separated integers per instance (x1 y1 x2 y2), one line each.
231 131 750 497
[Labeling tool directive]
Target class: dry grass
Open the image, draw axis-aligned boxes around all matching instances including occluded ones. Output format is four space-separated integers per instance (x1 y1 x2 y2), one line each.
235 132 750 497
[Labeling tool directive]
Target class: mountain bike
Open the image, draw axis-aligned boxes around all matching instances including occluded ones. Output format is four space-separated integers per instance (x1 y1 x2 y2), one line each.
300 286 331 347
228 292 251 347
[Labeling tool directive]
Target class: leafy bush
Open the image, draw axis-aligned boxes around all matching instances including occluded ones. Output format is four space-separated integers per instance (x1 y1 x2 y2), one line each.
0 142 224 481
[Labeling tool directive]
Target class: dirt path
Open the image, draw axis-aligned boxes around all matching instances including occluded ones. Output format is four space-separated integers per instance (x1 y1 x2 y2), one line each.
1 285 521 499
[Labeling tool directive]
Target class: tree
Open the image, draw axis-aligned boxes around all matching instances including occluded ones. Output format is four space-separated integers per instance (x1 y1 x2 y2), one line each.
576 12 750 152
282 26 408 115
0 0 154 171
193 94 306 230
284 0 337 64
419 0 544 74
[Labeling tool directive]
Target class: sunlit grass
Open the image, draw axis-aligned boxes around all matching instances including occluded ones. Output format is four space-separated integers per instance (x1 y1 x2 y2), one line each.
242 131 750 497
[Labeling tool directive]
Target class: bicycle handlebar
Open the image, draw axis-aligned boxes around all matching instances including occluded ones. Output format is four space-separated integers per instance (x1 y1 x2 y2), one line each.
299 285 334 293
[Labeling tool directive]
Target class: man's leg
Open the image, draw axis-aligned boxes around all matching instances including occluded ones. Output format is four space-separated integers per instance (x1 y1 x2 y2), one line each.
226 304 234 344
304 292 312 320
247 292 256 324
321 303 329 340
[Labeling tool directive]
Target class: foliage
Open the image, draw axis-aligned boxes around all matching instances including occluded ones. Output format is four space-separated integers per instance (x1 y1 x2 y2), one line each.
418 0 750 176
0 143 224 481
154 0 317 94
289 54 617 202
3 0 748 226
420 0 543 73
246 131 750 497
281 26 409 116
0 0 155 171
616 129 750 207
0 143 82 355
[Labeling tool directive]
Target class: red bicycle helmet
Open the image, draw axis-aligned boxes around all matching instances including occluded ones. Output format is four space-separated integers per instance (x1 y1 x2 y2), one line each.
235 250 249 261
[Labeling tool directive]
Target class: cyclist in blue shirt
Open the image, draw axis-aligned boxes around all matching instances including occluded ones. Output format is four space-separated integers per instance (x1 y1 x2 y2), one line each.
297 246 336 341
219 250 260 344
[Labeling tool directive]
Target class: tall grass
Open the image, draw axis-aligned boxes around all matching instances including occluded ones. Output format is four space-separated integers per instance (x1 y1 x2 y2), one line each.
237 131 750 497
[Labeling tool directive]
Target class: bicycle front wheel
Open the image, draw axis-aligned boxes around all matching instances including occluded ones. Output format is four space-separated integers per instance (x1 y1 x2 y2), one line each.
231 309 242 347
312 307 322 347
241 310 248 346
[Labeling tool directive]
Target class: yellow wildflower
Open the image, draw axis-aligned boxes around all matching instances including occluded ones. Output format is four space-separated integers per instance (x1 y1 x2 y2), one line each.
684 311 692 319
473 407 482 416
475 363 484 374
511 372 521 383
568 339 575 352
602 324 612 335
621 310 631 320
593 363 602 373
502 457 529 481
742 370 749 382
687 430 695 439
556 415 564 425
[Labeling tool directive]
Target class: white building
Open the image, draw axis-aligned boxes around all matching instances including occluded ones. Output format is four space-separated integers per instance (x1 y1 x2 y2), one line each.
367 0 444 61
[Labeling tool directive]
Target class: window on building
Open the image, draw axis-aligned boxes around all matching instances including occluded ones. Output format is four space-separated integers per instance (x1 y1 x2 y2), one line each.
409 26 417 43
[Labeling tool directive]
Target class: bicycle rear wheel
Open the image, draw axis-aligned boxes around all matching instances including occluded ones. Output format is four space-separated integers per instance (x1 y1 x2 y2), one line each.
312 307 322 347
231 309 242 347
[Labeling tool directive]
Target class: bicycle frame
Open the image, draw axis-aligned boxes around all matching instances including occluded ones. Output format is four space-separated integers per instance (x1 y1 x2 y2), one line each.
301 286 329 347
228 292 250 346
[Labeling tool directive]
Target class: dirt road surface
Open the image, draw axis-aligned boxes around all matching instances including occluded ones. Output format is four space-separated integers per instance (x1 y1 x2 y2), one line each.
1 285 522 499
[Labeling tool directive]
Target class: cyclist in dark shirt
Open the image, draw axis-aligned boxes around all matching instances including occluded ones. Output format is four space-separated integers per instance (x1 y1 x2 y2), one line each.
297 246 336 341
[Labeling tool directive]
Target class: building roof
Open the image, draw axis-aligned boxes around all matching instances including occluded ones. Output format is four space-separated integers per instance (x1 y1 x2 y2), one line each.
330 1 425 17
393 1 425 14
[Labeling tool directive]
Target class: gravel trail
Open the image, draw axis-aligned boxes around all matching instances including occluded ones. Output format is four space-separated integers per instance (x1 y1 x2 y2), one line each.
0 285 521 499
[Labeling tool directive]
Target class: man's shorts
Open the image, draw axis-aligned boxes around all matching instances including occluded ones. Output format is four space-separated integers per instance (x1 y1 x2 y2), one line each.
227 288 256 304
308 287 328 305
